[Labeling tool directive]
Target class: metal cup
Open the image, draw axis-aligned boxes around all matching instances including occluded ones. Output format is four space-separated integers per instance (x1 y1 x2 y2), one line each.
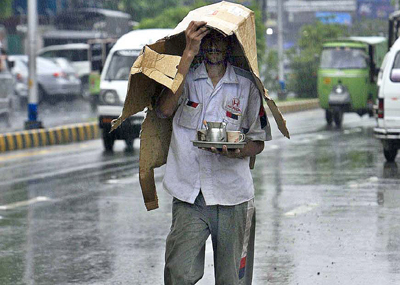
205 121 227 142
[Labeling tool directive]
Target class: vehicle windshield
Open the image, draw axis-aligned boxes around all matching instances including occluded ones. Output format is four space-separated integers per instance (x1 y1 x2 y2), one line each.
394 52 400 69
105 50 139 81
41 49 88 62
320 47 368 69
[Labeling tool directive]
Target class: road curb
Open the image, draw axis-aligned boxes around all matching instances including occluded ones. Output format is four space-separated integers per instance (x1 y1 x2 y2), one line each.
0 122 99 153
0 99 320 153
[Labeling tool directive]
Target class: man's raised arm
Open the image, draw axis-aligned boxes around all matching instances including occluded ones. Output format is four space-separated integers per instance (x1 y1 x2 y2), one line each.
157 21 209 118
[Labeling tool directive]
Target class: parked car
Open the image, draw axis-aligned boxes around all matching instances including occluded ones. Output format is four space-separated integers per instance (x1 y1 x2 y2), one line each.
38 43 90 100
49 57 80 80
98 29 172 151
8 55 81 105
0 50 14 125
374 37 400 162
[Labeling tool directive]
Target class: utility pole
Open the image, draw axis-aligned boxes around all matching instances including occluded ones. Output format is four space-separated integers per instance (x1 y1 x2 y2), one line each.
262 0 267 24
277 0 286 97
26 0 42 129
262 0 267 45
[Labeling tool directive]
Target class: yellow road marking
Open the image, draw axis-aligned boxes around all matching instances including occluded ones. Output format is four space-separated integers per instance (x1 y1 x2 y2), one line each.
0 136 5 152
6 135 14 151
15 133 23 150
78 126 85 141
33 131 40 147
48 130 55 145
85 124 92 139
71 127 77 142
23 131 31 148
94 125 99 138
63 128 70 143
56 128 63 143
39 129 47 146
0 149 50 161
0 141 93 162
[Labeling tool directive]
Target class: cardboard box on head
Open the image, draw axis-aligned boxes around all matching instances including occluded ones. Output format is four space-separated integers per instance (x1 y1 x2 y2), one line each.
111 1 290 211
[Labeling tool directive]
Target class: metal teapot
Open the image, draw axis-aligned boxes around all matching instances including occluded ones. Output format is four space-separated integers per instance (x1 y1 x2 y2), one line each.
204 121 227 142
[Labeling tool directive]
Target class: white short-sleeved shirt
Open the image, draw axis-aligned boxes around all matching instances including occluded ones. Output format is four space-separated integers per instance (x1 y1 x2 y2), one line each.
162 62 272 206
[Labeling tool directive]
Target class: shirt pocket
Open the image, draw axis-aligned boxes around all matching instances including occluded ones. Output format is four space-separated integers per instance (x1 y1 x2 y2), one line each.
222 106 242 131
177 99 203 130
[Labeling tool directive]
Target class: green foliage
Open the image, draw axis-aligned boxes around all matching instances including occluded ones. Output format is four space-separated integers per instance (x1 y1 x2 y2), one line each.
248 1 266 66
103 0 184 21
287 21 348 98
136 6 192 29
0 0 13 20
137 0 266 68
136 1 209 29
350 19 387 37
261 50 280 92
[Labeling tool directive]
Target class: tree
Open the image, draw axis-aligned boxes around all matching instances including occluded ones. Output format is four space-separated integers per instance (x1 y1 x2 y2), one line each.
103 0 184 22
0 0 13 20
350 18 387 37
137 0 266 68
136 5 193 29
286 21 348 98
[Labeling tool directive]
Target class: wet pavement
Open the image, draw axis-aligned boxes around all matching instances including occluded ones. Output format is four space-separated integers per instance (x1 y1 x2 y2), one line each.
0 109 399 284
0 98 95 133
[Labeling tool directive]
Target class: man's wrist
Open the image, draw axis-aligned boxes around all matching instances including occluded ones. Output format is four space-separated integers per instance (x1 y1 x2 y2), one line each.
182 49 197 60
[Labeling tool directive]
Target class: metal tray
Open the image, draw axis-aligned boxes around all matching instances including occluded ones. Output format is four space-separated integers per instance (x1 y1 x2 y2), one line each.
192 140 246 149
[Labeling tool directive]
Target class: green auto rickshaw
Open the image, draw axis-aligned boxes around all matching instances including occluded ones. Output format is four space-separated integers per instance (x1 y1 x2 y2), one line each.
87 38 117 110
317 37 387 127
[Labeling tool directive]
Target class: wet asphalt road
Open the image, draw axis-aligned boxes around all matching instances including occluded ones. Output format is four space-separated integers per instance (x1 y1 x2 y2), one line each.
0 98 95 133
0 109 399 285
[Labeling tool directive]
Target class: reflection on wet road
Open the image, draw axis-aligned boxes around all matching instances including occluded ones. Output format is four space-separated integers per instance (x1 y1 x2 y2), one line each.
0 109 399 284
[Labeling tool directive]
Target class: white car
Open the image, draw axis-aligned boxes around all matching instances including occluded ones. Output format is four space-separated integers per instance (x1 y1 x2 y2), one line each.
374 37 400 162
0 53 14 125
98 29 172 151
9 55 81 104
38 43 90 99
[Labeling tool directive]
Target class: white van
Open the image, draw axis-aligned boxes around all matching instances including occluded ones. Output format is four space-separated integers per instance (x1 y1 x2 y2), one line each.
98 29 172 151
374 37 400 162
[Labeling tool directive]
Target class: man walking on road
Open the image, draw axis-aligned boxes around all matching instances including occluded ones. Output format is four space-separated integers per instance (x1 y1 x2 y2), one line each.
157 20 271 284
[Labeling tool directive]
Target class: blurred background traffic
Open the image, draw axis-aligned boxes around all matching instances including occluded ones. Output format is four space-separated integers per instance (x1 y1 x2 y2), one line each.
0 0 399 153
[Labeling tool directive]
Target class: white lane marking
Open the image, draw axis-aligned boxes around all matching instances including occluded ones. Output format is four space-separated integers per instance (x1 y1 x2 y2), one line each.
0 216 3 220
0 196 51 210
105 172 165 185
347 176 379 189
369 176 379 182
106 173 140 184
343 128 362 134
284 203 318 217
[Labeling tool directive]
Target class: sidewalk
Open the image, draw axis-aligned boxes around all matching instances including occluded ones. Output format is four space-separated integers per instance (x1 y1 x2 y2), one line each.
0 99 319 153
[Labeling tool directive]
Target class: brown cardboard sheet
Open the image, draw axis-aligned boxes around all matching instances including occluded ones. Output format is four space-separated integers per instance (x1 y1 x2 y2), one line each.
111 1 290 211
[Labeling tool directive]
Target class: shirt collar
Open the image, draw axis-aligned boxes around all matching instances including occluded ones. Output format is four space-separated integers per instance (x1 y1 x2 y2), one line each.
193 62 239 84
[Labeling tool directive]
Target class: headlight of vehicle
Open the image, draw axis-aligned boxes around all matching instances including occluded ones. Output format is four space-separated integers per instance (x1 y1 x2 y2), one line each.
335 86 343 94
100 90 120 105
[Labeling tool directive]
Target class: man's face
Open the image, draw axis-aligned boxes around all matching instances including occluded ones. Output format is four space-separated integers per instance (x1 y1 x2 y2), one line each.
201 31 229 65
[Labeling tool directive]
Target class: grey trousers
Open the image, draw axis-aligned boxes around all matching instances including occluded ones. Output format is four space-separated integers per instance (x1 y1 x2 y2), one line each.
164 192 256 285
